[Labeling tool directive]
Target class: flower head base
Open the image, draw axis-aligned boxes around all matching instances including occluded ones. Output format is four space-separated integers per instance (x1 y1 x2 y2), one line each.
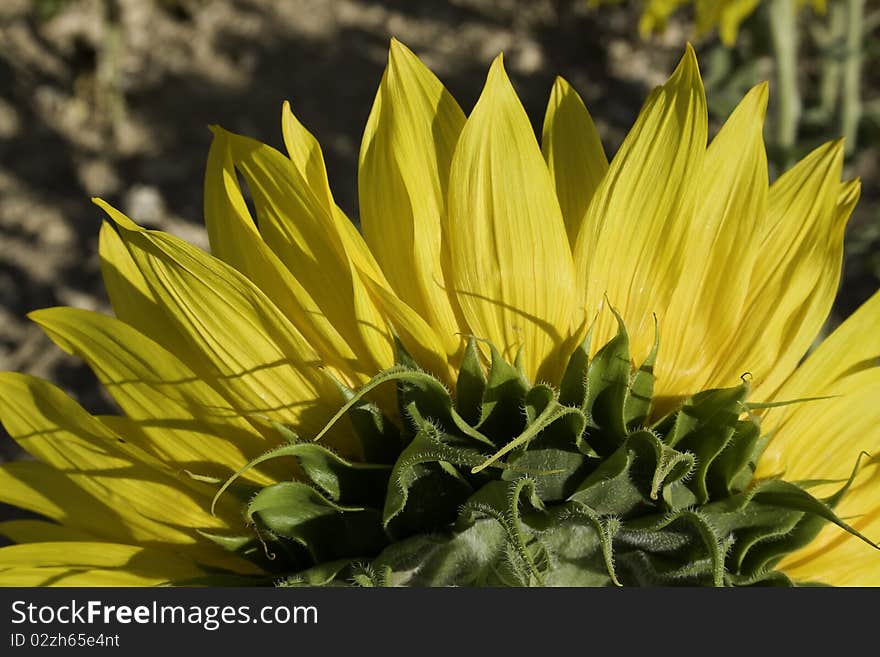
218 318 874 587
0 39 877 586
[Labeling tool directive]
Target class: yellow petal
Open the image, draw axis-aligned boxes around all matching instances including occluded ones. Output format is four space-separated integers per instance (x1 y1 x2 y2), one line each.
447 54 576 381
98 220 195 363
711 142 850 400
220 128 394 371
97 201 345 439
541 76 608 246
696 0 760 46
204 128 363 384
758 289 880 478
0 543 205 586
0 461 114 530
281 100 335 212
30 306 270 479
573 45 707 364
660 82 768 396
755 291 880 585
0 374 229 542
777 460 880 586
0 520 97 543
356 267 453 383
358 39 466 357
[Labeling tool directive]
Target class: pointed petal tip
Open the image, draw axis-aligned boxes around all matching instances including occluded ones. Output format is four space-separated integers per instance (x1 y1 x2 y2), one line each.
388 37 413 63
552 75 571 93
672 43 702 83
485 53 509 90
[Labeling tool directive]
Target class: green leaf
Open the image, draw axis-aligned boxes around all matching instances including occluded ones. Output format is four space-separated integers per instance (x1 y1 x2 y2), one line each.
624 315 658 429
584 308 631 453
456 337 487 426
247 481 385 561
477 342 530 441
559 331 591 408
666 383 748 504
383 425 482 536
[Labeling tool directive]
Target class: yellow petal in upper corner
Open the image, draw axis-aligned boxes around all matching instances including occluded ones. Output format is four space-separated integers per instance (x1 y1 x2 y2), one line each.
541 76 608 246
573 45 707 364
447 55 576 381
358 39 466 358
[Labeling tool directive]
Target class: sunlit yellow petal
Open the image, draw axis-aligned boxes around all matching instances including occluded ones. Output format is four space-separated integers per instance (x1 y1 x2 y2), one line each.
281 100 335 212
447 54 576 380
0 520 97 544
574 45 707 364
359 39 466 357
660 82 768 396
0 374 233 545
97 200 344 439
220 128 394 371
30 307 271 480
204 128 363 385
98 221 195 362
356 268 453 382
711 141 849 400
541 76 608 246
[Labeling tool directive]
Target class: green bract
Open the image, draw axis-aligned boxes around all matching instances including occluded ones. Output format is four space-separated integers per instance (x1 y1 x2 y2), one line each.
212 313 871 587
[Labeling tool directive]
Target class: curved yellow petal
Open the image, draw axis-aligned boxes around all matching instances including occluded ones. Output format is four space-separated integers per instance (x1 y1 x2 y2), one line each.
447 54 576 381
98 220 195 364
0 374 233 546
281 100 335 212
574 45 707 364
755 291 880 585
30 307 270 477
660 82 768 396
0 543 205 586
204 128 363 385
356 268 453 383
541 76 608 246
220 128 393 371
359 39 466 357
777 460 880 586
0 461 114 530
712 141 850 400
0 520 97 544
759 289 880 477
97 201 343 439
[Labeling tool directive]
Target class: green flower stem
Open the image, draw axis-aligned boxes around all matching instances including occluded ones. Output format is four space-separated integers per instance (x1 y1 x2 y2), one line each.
815 1 846 125
767 0 801 168
842 0 864 156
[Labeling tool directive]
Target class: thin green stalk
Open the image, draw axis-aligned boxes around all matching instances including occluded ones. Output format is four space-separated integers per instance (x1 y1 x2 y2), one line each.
767 0 801 168
816 1 846 124
841 0 864 156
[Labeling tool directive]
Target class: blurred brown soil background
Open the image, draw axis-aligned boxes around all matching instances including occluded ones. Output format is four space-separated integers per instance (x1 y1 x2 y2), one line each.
0 0 878 467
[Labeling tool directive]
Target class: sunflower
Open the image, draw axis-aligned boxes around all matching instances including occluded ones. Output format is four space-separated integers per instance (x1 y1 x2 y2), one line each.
0 40 876 587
